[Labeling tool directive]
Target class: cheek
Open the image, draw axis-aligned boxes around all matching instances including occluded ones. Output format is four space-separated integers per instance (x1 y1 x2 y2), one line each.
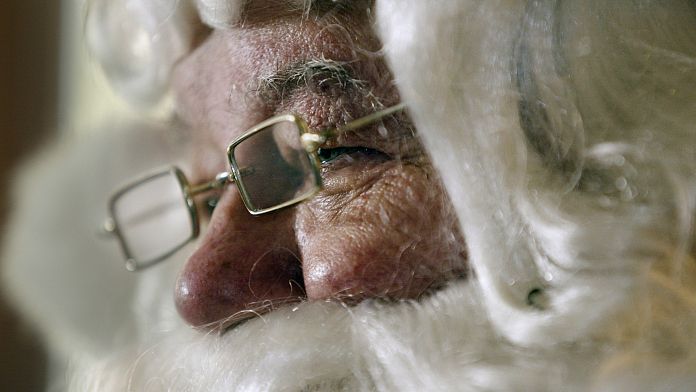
295 164 467 300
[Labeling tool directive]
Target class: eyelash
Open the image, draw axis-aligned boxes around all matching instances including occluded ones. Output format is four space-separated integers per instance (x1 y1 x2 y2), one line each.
317 147 375 164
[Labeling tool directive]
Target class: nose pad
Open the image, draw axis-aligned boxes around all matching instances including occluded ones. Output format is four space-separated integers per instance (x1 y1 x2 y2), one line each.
175 188 304 328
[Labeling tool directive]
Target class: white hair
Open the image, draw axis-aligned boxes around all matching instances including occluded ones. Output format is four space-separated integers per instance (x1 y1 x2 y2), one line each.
378 0 696 380
5 0 696 390
384 0 696 334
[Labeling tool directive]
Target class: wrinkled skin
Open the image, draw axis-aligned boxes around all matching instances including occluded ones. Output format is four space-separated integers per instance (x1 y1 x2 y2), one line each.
172 1 467 328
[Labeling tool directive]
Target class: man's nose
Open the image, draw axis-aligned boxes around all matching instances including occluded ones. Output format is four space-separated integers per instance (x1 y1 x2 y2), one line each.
175 188 303 328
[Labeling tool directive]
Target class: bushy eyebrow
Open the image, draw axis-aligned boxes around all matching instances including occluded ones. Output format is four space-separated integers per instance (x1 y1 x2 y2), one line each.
256 59 367 104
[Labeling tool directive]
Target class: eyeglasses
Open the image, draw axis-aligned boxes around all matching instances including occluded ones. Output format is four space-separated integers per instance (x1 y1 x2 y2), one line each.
104 103 406 271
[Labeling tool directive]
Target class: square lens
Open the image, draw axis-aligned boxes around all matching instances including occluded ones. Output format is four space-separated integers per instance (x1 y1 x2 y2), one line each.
110 168 195 269
229 117 321 214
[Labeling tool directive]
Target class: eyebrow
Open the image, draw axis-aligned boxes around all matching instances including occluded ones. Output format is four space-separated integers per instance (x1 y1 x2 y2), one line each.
256 59 367 104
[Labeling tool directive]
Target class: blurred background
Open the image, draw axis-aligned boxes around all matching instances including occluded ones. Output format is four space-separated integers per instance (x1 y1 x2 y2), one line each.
1 0 128 389
1 0 57 389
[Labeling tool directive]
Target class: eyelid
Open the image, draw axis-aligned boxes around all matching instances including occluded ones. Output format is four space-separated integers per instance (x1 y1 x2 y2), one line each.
317 146 381 165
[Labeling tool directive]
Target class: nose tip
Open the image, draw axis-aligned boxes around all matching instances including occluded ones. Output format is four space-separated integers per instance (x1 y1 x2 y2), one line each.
175 247 304 327
175 269 214 328
174 191 304 328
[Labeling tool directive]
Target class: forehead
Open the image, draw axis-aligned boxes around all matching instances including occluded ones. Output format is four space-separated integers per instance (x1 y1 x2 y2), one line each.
175 0 386 155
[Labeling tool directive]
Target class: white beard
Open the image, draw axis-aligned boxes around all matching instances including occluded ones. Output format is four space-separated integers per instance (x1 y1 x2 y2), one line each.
64 282 600 392
65 274 696 392
68 283 471 391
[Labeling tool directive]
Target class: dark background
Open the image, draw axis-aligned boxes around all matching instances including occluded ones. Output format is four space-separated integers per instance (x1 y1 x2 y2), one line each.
0 0 60 390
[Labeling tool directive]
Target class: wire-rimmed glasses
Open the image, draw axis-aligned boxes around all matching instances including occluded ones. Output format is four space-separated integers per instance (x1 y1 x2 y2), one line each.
104 103 406 271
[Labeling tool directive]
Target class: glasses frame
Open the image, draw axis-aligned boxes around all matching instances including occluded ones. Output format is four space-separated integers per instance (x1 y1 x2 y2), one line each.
105 103 406 271
227 113 323 215
105 167 202 271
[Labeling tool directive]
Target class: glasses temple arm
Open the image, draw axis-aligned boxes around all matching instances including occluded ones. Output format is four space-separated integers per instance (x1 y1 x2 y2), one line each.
302 103 407 152
333 102 407 135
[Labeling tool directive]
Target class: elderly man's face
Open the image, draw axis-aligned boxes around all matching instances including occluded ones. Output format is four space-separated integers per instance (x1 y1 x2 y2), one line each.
172 1 467 327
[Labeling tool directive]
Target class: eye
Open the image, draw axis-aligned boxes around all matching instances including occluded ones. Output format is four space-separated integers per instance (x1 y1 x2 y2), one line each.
317 147 343 163
204 196 219 217
317 146 376 164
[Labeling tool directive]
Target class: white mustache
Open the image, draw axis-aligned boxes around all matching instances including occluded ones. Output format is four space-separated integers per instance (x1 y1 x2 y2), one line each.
69 283 487 391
